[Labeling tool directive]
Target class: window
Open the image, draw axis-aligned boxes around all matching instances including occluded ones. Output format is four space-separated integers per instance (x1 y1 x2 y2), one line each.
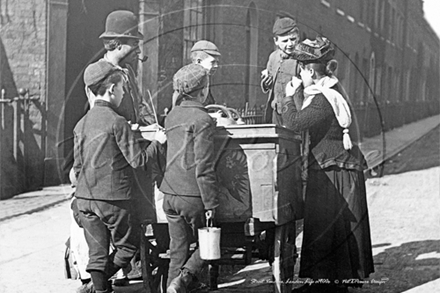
390 8 395 43
404 71 410 101
375 67 382 101
363 58 369 103
245 3 258 106
380 1 385 33
354 53 360 101
343 53 351 99
394 69 401 102
183 0 205 62
340 53 353 105
368 52 375 103
385 2 390 38
374 0 380 30
359 0 365 24
386 66 392 103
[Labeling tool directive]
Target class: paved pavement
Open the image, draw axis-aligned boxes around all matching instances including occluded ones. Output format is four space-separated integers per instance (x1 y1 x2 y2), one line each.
0 184 74 222
359 114 440 171
1 114 438 222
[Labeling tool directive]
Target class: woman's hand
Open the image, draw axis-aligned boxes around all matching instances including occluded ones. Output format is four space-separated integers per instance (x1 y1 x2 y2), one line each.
285 76 303 96
154 129 167 144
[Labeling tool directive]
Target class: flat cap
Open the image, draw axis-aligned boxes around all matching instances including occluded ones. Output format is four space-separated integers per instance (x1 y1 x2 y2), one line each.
273 17 298 36
190 40 221 56
83 60 116 87
173 64 208 95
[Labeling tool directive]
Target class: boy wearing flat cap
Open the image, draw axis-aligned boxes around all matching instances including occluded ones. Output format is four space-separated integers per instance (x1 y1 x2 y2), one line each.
160 64 219 293
261 16 301 125
86 10 156 127
172 40 221 107
190 40 221 76
73 61 166 293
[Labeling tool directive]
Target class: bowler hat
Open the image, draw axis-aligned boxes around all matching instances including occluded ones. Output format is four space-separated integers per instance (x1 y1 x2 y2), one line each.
173 64 208 95
292 36 335 62
190 40 221 56
99 10 140 39
273 17 298 36
83 60 117 87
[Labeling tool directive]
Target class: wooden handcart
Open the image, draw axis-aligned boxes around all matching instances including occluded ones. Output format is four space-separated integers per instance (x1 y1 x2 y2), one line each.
140 124 303 293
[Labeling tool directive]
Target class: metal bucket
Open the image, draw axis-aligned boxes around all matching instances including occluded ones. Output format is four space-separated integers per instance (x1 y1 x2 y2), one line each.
198 221 221 260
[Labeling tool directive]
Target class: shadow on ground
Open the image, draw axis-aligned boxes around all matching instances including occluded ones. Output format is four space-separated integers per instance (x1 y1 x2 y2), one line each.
349 240 440 293
382 126 440 176
206 240 440 293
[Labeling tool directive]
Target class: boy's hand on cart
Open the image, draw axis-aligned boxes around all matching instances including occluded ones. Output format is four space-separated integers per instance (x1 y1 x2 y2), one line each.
154 129 167 144
138 123 164 131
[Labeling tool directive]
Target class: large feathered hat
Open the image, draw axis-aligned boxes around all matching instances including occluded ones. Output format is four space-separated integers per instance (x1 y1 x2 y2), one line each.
293 36 335 62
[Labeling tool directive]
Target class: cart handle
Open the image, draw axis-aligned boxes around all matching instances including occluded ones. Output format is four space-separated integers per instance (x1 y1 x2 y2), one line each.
205 211 214 227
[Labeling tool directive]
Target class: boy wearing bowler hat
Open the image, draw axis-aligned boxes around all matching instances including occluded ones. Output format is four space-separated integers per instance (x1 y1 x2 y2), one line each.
172 40 221 106
88 10 166 283
160 64 219 293
261 16 301 126
73 61 166 293
86 10 156 126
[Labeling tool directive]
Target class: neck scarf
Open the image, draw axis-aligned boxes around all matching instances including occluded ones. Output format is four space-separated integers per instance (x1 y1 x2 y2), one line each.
302 75 353 150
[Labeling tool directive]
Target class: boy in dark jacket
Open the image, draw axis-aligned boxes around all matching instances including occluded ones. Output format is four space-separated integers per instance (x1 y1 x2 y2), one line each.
73 60 166 293
160 64 219 293
261 16 301 125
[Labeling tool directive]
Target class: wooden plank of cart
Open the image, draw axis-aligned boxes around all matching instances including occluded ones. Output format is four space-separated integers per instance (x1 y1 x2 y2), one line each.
140 124 303 293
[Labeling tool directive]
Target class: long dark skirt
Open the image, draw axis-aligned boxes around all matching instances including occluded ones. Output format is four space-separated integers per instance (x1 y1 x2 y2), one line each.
299 166 374 280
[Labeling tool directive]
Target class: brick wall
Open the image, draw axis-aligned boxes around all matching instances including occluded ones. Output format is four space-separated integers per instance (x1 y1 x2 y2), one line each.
155 0 438 138
0 0 47 198
0 0 47 102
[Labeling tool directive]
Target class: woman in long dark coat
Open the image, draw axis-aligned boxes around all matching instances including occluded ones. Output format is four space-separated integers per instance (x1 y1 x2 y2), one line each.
281 37 374 293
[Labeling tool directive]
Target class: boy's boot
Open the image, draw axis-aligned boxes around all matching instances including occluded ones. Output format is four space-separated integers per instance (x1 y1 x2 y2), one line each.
166 268 194 293
76 281 95 293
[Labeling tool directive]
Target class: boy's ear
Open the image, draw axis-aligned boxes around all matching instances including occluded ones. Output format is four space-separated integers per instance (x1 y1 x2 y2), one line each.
108 83 115 94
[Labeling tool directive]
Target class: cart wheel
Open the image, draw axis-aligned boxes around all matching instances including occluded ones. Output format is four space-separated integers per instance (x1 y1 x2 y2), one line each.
368 163 384 178
272 222 296 293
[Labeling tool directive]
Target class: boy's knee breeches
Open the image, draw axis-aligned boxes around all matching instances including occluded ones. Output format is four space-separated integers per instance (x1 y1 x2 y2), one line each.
76 198 140 272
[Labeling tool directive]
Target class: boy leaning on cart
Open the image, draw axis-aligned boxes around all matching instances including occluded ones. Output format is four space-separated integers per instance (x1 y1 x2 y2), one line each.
160 63 220 293
72 61 166 293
